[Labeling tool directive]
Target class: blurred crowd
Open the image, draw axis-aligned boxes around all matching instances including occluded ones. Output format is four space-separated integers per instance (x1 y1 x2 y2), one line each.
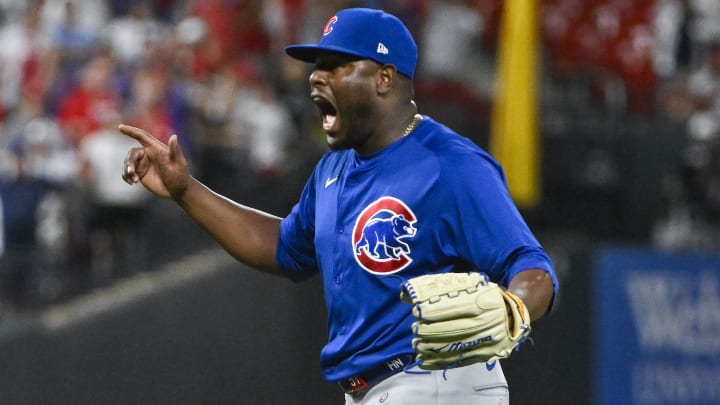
0 0 325 311
537 0 720 250
653 0 720 251
0 0 718 313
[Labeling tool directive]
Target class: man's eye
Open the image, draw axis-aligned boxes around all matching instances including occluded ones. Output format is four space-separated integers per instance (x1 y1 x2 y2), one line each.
316 55 358 71
316 62 337 70
317 60 344 70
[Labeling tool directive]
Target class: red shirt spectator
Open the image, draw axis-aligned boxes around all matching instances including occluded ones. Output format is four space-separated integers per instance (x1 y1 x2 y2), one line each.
56 54 121 147
124 66 175 144
188 0 270 77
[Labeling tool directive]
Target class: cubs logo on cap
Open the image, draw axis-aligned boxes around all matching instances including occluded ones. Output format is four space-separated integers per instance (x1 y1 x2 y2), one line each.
353 197 417 275
285 8 418 78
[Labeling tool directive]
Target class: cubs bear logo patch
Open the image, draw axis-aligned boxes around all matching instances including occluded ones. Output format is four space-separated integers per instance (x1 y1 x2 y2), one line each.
353 197 417 274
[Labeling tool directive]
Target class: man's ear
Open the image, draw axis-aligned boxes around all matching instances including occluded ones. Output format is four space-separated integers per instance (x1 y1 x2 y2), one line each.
376 64 396 94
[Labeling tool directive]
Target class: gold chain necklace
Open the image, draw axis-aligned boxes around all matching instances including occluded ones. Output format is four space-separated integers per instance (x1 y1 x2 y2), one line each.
402 114 423 137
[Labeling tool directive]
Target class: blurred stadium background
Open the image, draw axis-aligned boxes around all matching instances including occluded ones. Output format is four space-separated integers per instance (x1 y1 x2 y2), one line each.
0 0 718 404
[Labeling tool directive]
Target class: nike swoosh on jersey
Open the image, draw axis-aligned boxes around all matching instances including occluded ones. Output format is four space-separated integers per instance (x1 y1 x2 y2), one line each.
325 176 339 188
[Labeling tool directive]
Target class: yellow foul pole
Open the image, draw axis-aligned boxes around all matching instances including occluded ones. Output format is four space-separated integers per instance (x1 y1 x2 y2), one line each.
490 0 541 208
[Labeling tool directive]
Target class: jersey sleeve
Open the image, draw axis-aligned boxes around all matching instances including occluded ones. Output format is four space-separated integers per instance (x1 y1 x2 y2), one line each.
276 170 320 282
441 151 559 304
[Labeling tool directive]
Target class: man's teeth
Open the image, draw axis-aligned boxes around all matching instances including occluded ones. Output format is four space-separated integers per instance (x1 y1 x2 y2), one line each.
323 114 336 131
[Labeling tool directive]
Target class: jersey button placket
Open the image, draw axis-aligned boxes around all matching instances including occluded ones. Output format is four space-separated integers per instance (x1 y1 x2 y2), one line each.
333 178 349 286
334 228 345 284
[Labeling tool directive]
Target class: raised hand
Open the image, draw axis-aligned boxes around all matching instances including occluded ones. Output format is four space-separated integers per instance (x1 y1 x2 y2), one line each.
120 125 190 200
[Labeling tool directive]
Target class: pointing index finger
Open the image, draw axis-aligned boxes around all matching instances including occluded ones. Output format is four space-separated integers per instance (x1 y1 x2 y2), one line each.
118 124 167 147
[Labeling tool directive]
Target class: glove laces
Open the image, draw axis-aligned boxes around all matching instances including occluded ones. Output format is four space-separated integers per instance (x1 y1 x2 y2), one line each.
403 359 431 375
403 336 535 381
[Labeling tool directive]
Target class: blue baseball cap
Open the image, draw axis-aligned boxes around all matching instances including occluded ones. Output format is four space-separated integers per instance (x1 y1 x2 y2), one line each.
285 8 418 78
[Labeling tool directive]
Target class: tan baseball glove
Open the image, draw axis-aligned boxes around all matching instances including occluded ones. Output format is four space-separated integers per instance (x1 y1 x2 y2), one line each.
400 272 531 370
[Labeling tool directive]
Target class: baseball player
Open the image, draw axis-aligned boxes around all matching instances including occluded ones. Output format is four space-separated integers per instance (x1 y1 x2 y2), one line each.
120 8 558 405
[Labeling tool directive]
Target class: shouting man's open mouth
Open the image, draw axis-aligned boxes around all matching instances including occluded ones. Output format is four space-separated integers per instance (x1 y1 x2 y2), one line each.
312 94 339 134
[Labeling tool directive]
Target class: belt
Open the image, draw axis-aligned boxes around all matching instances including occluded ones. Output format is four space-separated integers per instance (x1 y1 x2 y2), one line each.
337 354 416 395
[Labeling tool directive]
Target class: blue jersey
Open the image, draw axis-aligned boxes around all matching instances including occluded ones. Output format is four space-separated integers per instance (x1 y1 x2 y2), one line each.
276 116 558 382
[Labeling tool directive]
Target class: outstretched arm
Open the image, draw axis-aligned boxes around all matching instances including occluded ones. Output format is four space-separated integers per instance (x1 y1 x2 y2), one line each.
120 125 283 275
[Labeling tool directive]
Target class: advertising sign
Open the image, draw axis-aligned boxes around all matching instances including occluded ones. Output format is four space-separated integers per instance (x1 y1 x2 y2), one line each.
594 247 720 405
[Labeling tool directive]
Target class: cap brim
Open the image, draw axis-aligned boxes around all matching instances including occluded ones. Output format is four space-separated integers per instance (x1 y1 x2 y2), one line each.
285 44 368 63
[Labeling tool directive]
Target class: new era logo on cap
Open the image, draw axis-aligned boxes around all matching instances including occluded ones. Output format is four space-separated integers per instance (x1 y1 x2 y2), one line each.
284 8 418 78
